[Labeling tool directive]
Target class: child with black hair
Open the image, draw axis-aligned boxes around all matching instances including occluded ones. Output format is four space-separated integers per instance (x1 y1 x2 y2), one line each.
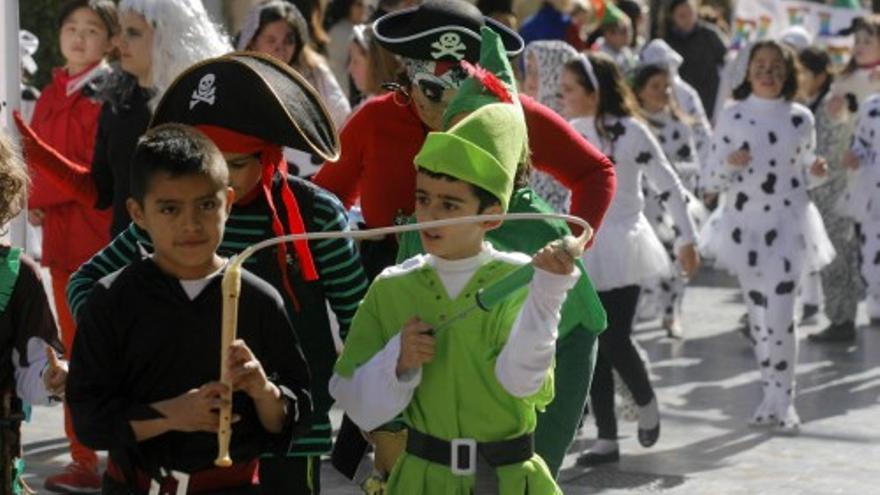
331 29 579 494
632 62 707 338
559 52 700 465
63 53 369 494
701 40 834 433
66 124 313 494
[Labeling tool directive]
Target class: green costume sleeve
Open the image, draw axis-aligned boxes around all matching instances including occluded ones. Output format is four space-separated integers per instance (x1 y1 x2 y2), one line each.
333 282 390 378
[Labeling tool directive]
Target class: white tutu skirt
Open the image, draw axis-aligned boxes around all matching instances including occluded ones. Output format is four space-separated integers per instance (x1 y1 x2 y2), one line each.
700 197 836 277
644 189 709 245
583 214 673 291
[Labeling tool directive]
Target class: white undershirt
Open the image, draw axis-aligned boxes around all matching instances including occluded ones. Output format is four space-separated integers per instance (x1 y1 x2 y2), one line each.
179 265 225 300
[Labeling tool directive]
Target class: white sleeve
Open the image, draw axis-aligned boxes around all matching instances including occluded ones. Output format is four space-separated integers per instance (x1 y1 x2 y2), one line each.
13 337 59 406
329 334 420 431
314 62 352 129
637 125 699 244
701 108 740 193
495 267 579 398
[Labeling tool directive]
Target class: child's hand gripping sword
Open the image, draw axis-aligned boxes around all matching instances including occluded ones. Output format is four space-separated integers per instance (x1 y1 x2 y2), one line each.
215 213 593 467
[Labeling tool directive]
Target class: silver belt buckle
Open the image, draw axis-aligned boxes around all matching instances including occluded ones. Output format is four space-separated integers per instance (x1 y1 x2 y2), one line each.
450 438 477 476
148 468 190 495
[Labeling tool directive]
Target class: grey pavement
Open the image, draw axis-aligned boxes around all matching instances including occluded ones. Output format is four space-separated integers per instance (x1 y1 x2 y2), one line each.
20 268 880 494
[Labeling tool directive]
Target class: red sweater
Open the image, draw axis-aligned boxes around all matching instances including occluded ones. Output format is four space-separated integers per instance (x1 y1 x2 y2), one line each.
29 65 111 272
313 92 616 234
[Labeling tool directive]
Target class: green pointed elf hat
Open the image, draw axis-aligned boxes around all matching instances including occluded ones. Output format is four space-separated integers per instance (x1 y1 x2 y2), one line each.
413 27 527 212
593 0 628 26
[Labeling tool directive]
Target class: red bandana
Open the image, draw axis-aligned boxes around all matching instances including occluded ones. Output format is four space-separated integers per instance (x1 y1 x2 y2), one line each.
196 125 319 311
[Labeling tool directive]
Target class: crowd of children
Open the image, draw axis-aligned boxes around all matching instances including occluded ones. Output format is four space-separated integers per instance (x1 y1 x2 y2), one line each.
1 0 879 494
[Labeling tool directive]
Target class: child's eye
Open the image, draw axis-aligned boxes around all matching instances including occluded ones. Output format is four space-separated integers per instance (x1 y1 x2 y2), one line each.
201 200 218 211
442 201 459 211
159 206 177 215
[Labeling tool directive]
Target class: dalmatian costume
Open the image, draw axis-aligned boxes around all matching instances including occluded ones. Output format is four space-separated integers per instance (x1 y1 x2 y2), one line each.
573 114 696 441
642 109 708 327
523 40 579 213
639 39 712 168
576 115 697 290
701 94 835 429
843 94 880 321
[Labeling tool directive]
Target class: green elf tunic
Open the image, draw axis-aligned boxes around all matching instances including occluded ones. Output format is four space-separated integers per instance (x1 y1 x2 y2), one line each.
332 245 577 494
397 187 607 475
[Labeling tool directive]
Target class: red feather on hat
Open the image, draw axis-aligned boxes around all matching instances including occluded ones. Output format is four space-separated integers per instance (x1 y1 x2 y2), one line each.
460 60 513 104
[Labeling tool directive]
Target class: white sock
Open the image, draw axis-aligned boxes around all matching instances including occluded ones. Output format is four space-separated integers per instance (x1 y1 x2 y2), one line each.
638 397 660 430
590 438 618 454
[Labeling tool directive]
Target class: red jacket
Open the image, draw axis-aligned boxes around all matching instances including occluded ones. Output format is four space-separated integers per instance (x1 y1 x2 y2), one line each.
313 92 616 234
29 64 111 273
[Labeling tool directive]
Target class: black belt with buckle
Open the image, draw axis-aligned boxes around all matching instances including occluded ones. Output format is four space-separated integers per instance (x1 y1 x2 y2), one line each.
405 428 534 476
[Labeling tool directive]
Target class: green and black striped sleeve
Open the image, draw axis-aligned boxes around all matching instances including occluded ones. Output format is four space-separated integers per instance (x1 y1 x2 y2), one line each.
308 190 369 341
67 223 153 320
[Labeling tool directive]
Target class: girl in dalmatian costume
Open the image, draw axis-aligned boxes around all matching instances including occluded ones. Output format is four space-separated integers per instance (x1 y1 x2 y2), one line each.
842 95 880 325
829 16 880 326
522 40 580 213
560 52 700 465
632 62 709 338
638 39 712 170
701 41 835 433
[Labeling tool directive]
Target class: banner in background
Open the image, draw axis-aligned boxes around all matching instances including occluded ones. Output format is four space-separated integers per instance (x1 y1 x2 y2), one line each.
732 0 867 64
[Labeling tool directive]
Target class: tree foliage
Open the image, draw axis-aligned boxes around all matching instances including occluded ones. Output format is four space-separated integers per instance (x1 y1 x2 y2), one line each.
19 0 66 90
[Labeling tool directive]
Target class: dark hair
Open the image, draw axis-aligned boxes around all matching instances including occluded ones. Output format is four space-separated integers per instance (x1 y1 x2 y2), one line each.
416 167 502 212
632 64 693 125
476 0 514 16
799 46 833 96
667 0 694 15
842 15 880 76
324 0 360 30
290 0 331 53
563 53 642 143
732 41 799 101
130 124 227 204
253 3 308 66
57 0 119 38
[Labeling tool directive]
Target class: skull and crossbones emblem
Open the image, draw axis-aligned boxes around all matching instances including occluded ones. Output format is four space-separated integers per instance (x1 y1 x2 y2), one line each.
430 32 466 60
190 73 217 109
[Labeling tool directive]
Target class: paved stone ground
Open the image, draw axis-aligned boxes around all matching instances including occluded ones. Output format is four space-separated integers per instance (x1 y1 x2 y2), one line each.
20 268 880 494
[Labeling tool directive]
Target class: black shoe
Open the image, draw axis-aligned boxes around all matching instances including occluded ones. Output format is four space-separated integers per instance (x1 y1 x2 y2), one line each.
576 449 620 467
808 321 855 343
739 324 756 345
801 304 820 323
638 423 661 447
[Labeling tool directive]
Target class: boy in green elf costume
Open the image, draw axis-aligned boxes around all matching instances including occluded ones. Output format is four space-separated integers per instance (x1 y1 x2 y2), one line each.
330 27 580 495
395 27 608 476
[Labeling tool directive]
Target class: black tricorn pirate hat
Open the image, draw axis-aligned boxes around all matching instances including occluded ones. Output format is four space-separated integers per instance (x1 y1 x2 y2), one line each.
372 0 523 63
151 52 340 161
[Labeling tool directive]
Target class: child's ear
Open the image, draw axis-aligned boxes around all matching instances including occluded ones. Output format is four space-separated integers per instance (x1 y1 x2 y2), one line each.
224 187 235 214
126 198 146 229
480 204 504 231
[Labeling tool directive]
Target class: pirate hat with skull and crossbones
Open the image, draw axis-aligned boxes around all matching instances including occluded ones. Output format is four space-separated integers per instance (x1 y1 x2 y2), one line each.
372 0 523 63
150 52 339 161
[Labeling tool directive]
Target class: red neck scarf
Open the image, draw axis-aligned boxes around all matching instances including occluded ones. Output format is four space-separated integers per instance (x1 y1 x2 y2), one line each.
196 125 318 311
